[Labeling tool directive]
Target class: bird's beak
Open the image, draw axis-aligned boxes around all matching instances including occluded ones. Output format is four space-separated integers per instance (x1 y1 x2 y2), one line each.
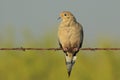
57 17 61 20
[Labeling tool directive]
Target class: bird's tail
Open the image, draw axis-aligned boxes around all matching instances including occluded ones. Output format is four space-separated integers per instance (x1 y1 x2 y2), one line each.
65 52 77 77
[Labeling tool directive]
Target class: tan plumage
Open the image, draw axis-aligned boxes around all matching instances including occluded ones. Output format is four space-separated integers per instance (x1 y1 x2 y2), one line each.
58 11 83 77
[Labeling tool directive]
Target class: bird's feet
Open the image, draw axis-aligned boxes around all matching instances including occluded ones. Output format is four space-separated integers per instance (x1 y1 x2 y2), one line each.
73 48 79 52
63 47 79 52
63 48 68 52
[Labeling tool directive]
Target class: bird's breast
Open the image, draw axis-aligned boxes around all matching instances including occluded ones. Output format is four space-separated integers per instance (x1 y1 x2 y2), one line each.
58 26 80 48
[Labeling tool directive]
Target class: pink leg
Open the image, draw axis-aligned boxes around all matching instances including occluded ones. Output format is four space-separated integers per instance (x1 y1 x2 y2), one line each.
63 48 68 52
73 47 79 52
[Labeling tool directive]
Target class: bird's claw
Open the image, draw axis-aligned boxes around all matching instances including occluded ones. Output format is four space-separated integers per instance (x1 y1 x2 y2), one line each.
73 48 79 52
63 48 68 52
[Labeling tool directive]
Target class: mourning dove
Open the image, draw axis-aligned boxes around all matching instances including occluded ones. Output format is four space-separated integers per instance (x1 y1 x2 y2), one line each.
58 11 84 77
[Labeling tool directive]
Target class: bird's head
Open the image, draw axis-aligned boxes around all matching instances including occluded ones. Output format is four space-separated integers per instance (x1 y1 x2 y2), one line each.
58 11 76 22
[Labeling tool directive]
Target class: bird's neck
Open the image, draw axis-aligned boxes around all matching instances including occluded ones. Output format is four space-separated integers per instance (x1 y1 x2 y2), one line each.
61 19 77 27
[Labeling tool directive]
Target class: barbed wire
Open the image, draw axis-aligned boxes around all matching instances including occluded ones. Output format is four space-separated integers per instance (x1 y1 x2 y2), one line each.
0 47 120 51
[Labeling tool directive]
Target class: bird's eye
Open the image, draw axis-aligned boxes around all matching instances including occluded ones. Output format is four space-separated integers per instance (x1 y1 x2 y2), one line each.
64 14 67 16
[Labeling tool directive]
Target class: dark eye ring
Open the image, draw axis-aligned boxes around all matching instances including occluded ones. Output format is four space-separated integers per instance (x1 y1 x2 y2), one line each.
64 14 67 16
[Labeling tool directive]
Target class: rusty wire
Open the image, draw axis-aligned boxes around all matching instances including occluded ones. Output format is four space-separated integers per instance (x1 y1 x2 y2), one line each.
0 47 120 51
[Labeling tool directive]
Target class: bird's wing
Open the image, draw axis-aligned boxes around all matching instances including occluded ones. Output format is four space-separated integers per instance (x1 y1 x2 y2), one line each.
79 27 84 48
58 39 67 53
58 39 62 48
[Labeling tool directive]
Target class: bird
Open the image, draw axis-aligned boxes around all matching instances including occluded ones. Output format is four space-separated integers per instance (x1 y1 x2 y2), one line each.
58 11 84 77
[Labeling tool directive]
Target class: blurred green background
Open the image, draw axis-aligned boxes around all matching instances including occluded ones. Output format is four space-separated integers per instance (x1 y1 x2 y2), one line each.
1 0 120 80
0 27 120 80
